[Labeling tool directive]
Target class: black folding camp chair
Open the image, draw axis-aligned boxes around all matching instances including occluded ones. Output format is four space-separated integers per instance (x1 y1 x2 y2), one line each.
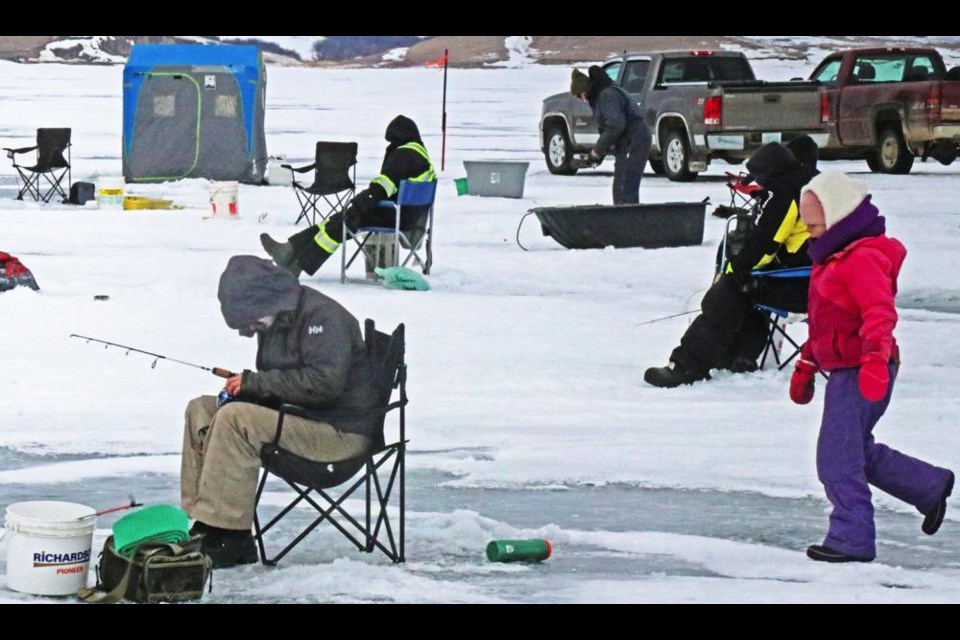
283 141 357 227
253 320 407 565
4 128 72 203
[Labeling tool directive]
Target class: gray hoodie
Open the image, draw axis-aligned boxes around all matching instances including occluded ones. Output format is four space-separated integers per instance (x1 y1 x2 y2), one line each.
218 256 379 437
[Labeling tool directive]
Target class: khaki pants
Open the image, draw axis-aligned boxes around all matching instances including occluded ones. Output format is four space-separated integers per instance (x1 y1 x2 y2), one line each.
181 396 370 531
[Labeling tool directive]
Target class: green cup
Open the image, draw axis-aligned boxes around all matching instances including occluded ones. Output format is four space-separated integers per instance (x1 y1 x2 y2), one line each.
486 539 552 563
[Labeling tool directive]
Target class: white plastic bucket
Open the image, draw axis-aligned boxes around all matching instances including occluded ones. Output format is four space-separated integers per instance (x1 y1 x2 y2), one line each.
209 181 239 218
4 501 96 596
97 177 125 209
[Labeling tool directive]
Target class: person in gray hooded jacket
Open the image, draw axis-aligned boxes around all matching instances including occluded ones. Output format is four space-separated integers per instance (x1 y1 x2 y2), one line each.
571 66 652 204
181 255 378 568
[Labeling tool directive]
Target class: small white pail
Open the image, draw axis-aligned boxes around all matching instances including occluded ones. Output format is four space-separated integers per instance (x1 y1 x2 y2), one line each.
209 181 239 218
97 177 126 209
4 501 96 596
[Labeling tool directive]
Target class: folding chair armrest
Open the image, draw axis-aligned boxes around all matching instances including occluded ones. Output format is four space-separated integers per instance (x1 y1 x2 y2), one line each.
278 402 322 421
286 162 317 174
750 267 812 279
5 145 38 155
5 145 37 160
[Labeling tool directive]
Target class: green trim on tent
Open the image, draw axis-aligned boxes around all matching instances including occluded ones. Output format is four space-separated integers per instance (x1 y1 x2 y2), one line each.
128 72 203 183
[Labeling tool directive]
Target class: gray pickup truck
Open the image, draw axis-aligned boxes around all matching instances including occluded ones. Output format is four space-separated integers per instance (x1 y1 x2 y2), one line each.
540 50 829 181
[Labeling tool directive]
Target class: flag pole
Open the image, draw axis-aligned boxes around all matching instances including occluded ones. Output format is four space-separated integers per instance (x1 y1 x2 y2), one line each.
441 48 448 172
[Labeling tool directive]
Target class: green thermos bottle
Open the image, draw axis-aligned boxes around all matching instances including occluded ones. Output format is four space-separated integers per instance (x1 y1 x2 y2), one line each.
486 539 552 562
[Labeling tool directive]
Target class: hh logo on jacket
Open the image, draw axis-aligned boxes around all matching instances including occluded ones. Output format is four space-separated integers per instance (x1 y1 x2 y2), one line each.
308 325 324 335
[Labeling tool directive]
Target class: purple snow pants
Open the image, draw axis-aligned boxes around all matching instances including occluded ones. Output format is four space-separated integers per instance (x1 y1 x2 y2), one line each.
817 365 952 559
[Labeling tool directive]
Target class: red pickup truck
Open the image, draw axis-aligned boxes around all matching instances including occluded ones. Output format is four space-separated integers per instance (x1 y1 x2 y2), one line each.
809 47 960 173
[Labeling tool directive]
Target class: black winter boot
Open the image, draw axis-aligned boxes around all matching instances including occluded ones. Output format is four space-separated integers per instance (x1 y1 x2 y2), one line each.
260 233 302 278
195 523 258 569
643 362 710 388
922 471 954 536
806 545 873 563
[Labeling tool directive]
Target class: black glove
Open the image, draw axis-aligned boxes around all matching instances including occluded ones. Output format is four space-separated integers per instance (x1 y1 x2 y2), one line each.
350 189 378 216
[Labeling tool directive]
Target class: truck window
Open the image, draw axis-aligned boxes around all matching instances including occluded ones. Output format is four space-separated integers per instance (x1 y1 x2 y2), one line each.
853 55 913 83
904 56 936 81
659 56 753 84
622 60 650 93
812 59 841 83
603 62 622 83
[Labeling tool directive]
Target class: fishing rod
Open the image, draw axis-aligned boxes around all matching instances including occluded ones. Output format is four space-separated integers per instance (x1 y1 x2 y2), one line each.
94 496 144 518
70 335 237 379
633 310 699 328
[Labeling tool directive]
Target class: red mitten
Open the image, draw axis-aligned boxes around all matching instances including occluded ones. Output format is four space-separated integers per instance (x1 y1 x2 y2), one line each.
790 359 818 405
859 354 890 402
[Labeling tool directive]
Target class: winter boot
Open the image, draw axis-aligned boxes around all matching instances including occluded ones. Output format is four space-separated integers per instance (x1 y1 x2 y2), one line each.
728 356 759 374
643 362 710 388
196 524 258 569
260 233 302 278
922 471 954 535
806 545 873 563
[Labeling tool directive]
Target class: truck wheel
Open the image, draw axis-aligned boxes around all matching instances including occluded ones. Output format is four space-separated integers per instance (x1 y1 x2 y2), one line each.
648 157 666 175
870 127 915 174
544 124 578 175
663 130 698 182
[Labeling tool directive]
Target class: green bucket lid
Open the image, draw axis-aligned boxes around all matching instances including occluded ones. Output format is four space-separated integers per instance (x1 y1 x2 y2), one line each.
112 504 190 558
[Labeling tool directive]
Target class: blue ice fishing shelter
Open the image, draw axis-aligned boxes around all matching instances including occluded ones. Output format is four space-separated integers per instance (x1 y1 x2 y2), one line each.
123 44 267 184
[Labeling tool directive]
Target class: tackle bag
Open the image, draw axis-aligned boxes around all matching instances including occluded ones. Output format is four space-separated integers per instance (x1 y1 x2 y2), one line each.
79 535 212 603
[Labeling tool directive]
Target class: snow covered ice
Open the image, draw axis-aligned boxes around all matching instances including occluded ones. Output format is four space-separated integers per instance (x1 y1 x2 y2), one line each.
1 55 960 603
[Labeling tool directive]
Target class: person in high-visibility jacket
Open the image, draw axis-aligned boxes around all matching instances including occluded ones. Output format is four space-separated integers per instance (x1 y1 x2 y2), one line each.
644 138 817 388
262 115 435 277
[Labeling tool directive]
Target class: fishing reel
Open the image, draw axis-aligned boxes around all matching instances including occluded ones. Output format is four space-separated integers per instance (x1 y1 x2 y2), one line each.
217 389 237 408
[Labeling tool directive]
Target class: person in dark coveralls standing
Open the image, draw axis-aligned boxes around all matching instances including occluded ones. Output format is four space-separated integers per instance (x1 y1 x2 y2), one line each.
261 115 435 277
182 256 378 568
571 66 652 204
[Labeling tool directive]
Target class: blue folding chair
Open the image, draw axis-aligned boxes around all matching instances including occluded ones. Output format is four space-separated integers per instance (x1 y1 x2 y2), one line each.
750 266 811 370
341 180 437 285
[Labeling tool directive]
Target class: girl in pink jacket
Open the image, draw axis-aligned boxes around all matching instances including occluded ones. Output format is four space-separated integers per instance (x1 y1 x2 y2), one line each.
791 171 954 563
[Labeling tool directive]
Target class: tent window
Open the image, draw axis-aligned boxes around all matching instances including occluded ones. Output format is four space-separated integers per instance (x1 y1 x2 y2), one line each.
215 95 238 118
154 95 176 118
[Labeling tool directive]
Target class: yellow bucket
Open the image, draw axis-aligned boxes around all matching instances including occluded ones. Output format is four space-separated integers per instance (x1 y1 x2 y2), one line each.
123 196 175 211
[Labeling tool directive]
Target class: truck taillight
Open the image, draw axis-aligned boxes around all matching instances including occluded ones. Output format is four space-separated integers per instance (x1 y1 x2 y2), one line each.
927 84 942 120
820 92 829 124
704 96 721 126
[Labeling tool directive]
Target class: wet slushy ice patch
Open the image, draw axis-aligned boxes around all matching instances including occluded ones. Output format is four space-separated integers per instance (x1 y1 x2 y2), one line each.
1 461 959 602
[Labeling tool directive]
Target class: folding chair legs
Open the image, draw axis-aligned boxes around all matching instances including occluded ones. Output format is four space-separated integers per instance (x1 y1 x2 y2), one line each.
759 315 804 371
14 167 69 203
253 442 406 565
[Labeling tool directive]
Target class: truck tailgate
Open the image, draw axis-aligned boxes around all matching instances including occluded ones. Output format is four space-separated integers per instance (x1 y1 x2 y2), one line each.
720 83 823 131
941 81 960 122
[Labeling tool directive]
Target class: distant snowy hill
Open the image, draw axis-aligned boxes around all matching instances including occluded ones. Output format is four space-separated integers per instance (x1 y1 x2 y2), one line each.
0 36 428 65
4 35 960 67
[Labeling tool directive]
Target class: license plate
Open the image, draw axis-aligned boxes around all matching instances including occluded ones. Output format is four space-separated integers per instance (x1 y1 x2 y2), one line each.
762 132 782 144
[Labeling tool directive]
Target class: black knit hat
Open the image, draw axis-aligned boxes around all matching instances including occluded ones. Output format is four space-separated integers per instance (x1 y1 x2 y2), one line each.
570 69 591 96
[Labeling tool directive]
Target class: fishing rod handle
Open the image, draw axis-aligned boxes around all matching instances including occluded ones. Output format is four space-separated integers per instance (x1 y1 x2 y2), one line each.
212 368 237 379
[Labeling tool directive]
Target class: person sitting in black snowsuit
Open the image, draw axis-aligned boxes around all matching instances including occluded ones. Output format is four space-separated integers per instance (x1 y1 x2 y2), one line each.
644 137 818 388
261 115 435 277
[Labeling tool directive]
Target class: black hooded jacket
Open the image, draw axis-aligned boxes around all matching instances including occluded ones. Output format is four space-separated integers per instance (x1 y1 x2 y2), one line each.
587 66 651 157
729 142 814 273
218 256 379 437
355 115 433 212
